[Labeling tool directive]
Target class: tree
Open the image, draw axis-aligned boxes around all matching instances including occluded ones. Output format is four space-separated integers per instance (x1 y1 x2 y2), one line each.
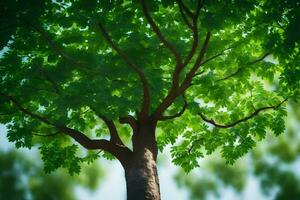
0 0 299 199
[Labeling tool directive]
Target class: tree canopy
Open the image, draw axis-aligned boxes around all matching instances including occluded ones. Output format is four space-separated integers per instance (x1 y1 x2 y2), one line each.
0 0 299 174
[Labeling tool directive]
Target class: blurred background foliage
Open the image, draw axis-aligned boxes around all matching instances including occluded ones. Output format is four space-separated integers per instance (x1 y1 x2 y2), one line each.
0 147 104 200
174 101 300 200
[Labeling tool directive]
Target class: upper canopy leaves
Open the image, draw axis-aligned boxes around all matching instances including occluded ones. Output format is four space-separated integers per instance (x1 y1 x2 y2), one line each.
0 0 299 173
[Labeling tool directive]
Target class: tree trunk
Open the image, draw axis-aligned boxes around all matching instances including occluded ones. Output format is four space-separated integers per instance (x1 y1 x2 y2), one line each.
124 148 160 200
124 119 161 200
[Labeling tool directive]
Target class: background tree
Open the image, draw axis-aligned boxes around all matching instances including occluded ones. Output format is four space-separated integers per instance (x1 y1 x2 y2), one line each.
0 0 299 199
0 148 103 200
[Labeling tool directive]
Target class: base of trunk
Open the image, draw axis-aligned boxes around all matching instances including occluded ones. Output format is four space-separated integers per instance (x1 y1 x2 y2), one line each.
125 148 160 200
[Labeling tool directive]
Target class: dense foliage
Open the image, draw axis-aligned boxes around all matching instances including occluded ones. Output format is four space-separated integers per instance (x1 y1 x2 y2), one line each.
0 0 299 174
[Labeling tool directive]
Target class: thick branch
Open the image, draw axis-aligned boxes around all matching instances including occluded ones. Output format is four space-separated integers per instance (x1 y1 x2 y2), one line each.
141 0 183 65
170 0 203 90
217 52 271 81
58 125 132 162
119 115 138 133
179 32 211 93
98 21 150 117
57 125 114 149
151 4 207 119
0 92 131 161
199 98 287 128
152 33 211 119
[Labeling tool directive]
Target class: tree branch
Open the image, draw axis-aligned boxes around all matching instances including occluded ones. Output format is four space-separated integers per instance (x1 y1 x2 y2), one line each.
179 32 211 93
158 96 188 121
56 125 112 149
119 115 138 133
217 52 271 81
98 21 151 118
57 125 132 162
194 0 205 19
33 131 59 137
191 46 234 78
23 21 95 74
177 0 193 29
0 92 55 126
178 0 205 69
181 1 203 67
89 107 124 146
179 0 205 70
200 45 235 67
0 92 131 161
141 0 183 65
168 0 203 92
101 117 124 145
152 33 211 119
192 70 205 78
199 98 288 128
179 0 194 18
151 2 207 119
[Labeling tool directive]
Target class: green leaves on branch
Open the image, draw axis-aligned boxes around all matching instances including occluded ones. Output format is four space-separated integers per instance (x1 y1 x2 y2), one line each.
39 140 100 175
169 98 287 171
171 139 203 173
39 141 82 175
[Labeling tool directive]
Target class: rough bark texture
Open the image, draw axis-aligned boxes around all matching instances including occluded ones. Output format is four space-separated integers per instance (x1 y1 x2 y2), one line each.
125 149 160 200
124 119 161 200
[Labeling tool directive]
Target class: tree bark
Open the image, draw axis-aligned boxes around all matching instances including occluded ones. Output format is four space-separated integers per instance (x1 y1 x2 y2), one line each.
123 119 161 200
124 149 160 200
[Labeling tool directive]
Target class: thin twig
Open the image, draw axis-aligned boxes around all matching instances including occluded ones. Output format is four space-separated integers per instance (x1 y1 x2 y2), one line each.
23 21 96 74
216 52 271 82
199 98 288 128
33 131 59 137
